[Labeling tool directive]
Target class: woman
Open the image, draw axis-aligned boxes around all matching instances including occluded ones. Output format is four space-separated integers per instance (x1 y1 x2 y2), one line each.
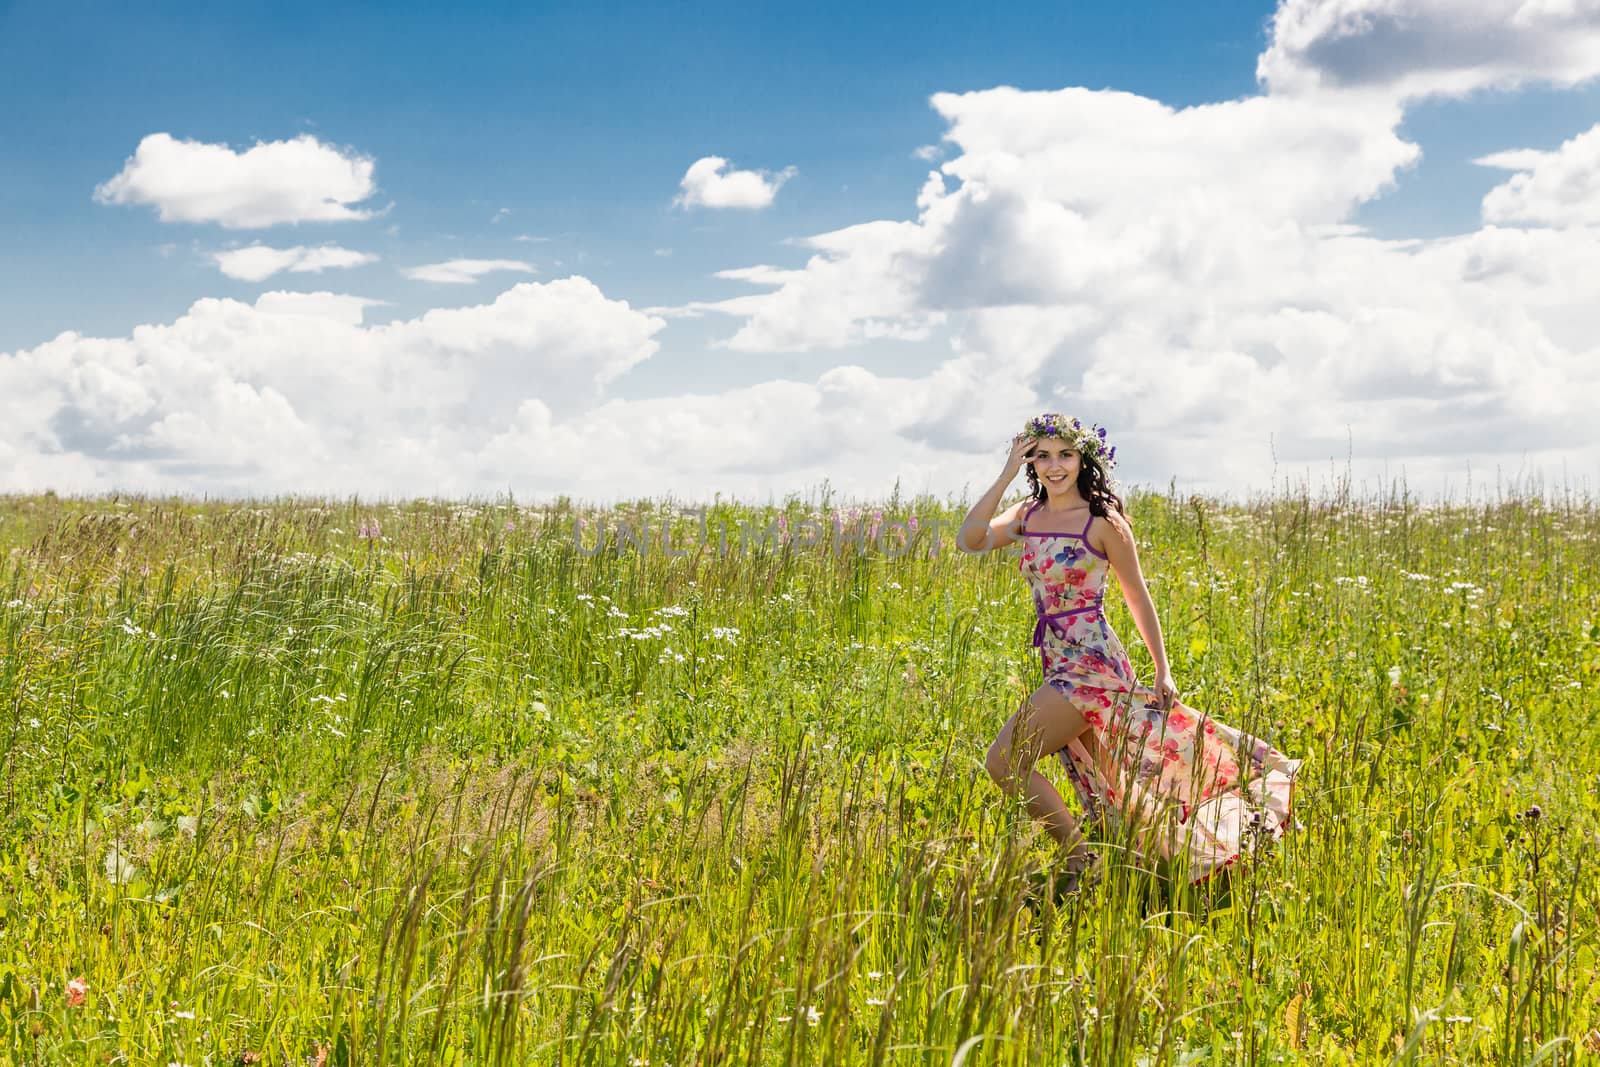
960 413 1300 894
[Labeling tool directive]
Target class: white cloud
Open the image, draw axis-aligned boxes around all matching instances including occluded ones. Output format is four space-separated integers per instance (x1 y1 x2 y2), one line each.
1257 0 1600 100
402 259 538 284
213 244 379 282
677 88 1418 351
0 275 1012 501
675 156 797 209
1477 122 1600 226
94 133 380 228
0 279 666 495
662 76 1600 491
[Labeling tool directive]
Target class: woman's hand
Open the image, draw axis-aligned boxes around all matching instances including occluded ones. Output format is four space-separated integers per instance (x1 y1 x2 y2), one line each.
1153 670 1179 711
1003 432 1035 480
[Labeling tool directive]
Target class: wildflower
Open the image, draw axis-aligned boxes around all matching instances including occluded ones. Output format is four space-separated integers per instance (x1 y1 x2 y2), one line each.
357 518 381 541
66 976 88 1007
103 844 139 885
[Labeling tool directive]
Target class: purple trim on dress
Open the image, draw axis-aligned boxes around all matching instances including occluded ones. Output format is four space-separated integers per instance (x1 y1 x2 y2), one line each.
1019 503 1109 559
1081 511 1109 560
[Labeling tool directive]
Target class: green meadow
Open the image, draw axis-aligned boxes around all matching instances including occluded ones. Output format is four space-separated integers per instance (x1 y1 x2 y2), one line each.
0 481 1595 1065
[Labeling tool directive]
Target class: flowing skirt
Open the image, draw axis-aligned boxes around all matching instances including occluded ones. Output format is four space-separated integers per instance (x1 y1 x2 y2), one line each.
1040 619 1301 885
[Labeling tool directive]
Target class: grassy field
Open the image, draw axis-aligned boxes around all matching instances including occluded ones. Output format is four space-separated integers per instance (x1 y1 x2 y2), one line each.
0 481 1596 1065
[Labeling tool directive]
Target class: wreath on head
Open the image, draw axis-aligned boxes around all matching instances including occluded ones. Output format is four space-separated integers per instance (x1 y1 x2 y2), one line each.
1022 412 1117 470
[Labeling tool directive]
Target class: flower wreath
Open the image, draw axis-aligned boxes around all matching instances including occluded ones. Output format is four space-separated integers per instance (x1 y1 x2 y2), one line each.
1022 412 1117 470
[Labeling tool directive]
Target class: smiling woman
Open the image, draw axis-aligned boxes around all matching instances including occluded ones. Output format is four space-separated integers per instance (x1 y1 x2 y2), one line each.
963 412 1300 898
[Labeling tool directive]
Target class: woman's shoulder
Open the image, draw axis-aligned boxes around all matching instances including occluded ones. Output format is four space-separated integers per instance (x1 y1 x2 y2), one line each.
1005 497 1039 524
1088 506 1134 547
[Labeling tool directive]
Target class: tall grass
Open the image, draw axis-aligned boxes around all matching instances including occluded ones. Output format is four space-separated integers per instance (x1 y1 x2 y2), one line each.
0 475 1595 1064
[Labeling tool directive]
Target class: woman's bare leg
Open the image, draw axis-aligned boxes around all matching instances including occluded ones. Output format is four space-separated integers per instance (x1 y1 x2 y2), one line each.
984 683 1093 855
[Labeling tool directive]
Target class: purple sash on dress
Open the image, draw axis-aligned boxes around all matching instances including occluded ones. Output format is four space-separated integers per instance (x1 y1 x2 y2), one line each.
1031 592 1104 648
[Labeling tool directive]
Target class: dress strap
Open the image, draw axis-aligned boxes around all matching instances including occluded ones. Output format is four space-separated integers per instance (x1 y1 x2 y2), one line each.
1023 498 1043 527
1081 510 1095 537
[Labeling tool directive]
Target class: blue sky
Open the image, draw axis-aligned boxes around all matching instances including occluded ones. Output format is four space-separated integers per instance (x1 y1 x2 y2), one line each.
2 0 1277 350
3 0 1599 500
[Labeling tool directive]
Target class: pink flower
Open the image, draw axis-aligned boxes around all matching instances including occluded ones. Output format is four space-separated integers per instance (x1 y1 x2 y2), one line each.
908 515 920 535
66 976 88 1008
357 518 381 541
1062 568 1086 587
1168 709 1192 731
1083 708 1105 728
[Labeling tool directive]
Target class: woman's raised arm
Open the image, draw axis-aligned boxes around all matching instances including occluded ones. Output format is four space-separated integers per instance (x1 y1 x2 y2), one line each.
957 434 1036 553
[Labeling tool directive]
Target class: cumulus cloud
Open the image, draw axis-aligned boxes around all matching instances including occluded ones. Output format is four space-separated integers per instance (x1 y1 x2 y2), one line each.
403 259 538 284
94 133 381 228
1257 0 1600 99
213 244 379 282
675 156 797 209
1478 122 1600 226
679 87 1419 350
665 79 1600 489
0 274 1015 501
0 279 668 495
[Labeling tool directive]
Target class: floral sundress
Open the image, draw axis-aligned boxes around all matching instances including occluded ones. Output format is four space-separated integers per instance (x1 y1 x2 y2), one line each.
1017 498 1300 884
